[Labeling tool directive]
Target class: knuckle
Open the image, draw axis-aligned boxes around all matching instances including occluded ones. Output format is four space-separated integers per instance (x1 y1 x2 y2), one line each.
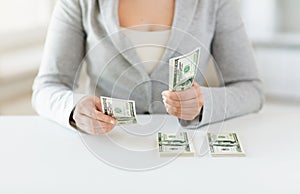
170 111 177 116
169 108 175 114
166 108 172 114
175 101 181 107
166 109 172 115
199 100 204 106
164 98 170 105
175 107 181 113
176 113 184 119
192 109 199 115
102 114 111 121
171 92 179 100
73 113 81 122
169 107 177 114
102 115 113 123
80 126 94 135
75 122 84 130
74 105 81 113
94 129 105 135
167 99 178 107
167 108 175 115
197 90 202 97
106 124 114 132
93 96 100 103
93 122 114 134
95 111 102 119
86 128 96 135
76 105 85 114
92 125 104 134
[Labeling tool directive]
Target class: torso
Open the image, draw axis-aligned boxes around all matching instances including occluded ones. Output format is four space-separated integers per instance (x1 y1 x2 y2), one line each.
81 0 216 112
118 0 175 31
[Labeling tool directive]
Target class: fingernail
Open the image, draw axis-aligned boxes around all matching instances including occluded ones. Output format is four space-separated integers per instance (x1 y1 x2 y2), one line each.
111 120 116 125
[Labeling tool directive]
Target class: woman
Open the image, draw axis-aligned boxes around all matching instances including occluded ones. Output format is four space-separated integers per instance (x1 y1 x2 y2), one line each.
32 0 264 135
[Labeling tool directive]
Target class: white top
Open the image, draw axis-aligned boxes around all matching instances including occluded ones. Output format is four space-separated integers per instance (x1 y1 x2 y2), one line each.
120 27 171 74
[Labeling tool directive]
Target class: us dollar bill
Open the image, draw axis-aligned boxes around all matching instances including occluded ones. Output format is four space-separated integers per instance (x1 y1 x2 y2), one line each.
169 48 201 91
158 132 195 157
208 133 245 157
100 96 137 125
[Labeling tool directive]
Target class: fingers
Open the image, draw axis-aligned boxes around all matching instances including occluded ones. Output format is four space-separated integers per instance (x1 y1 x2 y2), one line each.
75 114 115 135
73 96 117 135
162 82 203 121
74 96 117 125
94 97 103 111
163 96 203 108
81 109 117 125
164 103 202 114
164 102 201 119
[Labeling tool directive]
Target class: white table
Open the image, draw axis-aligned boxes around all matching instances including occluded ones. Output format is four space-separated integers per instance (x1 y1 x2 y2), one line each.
0 101 300 194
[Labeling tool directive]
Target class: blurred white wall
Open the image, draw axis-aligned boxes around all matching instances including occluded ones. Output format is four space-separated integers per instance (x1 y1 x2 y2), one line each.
240 0 300 100
277 0 300 33
240 0 278 40
0 0 55 33
0 0 56 115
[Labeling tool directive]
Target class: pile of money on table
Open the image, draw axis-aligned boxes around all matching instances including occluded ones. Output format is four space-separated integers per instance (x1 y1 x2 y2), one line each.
158 132 195 157
208 133 245 157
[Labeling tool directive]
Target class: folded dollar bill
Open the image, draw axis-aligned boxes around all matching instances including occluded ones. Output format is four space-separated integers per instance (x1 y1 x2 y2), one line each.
158 132 195 157
169 48 201 91
100 96 137 125
208 133 245 157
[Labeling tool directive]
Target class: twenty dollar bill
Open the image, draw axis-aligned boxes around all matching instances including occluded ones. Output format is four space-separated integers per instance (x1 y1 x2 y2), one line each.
100 96 137 125
169 48 201 91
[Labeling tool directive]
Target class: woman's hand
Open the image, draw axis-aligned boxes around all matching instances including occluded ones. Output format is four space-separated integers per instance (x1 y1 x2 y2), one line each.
162 82 204 121
72 96 117 135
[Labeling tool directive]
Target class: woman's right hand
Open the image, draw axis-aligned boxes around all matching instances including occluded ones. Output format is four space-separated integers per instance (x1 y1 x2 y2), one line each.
72 96 117 135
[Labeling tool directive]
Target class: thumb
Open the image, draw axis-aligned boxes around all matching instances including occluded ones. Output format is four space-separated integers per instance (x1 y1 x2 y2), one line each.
93 96 103 112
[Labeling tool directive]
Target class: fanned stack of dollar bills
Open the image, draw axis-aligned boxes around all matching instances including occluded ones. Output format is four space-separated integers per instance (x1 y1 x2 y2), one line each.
158 132 195 157
208 133 245 157
100 96 137 125
169 48 201 91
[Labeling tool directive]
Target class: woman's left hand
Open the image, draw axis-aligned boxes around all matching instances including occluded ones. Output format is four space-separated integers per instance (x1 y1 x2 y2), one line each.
162 82 204 121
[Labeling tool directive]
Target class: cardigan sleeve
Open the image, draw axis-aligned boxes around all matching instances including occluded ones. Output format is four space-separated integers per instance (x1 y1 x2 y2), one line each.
179 0 264 128
32 0 87 130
